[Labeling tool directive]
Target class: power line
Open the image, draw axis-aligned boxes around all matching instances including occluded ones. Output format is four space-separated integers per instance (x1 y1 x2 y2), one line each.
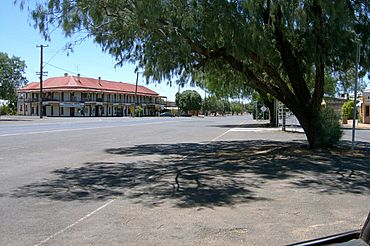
43 48 64 69
43 62 80 76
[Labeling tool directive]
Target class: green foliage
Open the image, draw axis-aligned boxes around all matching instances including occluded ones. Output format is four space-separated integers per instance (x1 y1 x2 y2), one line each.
252 101 269 120
202 95 244 115
323 73 337 97
202 96 231 115
0 103 16 115
223 100 231 113
170 108 178 116
334 67 368 94
194 62 253 100
175 92 181 110
176 90 202 113
20 0 370 148
316 107 343 147
21 0 370 85
202 96 216 113
135 106 144 117
230 102 244 115
341 100 357 120
0 52 28 108
245 103 254 114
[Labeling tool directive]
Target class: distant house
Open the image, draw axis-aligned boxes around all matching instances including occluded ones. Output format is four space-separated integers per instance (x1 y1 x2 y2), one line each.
359 87 370 124
322 96 347 118
17 74 165 117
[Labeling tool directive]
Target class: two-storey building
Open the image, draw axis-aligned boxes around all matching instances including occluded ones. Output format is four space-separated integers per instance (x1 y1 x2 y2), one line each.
17 74 165 117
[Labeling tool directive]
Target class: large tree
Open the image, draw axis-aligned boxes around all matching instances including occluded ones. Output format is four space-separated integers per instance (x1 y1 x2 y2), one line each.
20 0 370 147
0 52 28 107
176 90 202 114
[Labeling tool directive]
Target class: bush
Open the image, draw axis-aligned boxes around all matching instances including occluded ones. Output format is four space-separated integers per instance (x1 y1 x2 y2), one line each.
342 100 358 120
316 107 343 147
0 103 16 115
135 106 144 117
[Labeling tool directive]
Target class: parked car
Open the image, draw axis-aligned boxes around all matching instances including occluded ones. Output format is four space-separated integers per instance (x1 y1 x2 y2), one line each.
160 112 174 117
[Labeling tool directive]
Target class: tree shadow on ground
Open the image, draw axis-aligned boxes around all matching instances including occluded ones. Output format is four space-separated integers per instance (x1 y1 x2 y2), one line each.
12 140 370 208
0 118 32 122
210 123 271 129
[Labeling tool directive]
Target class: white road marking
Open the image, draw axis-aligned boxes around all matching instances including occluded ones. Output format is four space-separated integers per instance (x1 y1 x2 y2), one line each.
228 128 279 132
0 120 185 137
210 130 232 141
32 118 247 245
34 199 115 246
210 121 264 140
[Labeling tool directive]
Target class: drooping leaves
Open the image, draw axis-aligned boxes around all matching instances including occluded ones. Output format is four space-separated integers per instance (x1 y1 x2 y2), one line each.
18 0 370 147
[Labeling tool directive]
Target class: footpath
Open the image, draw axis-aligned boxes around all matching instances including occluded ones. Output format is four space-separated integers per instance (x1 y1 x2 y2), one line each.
342 122 370 130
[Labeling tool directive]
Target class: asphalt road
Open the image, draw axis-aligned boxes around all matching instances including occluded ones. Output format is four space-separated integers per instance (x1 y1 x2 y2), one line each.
343 128 370 143
0 115 369 245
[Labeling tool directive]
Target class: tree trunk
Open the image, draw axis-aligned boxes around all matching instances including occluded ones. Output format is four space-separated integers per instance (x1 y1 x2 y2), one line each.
293 108 319 149
264 99 277 127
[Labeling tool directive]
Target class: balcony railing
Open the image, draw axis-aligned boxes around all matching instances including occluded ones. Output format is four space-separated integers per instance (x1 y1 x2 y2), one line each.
24 98 39 102
44 97 59 101
24 96 163 105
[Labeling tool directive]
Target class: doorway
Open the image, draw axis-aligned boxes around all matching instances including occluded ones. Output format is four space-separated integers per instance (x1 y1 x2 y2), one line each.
70 107 75 117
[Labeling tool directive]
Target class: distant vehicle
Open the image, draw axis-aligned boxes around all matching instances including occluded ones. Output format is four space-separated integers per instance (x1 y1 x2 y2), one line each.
180 113 192 117
160 112 173 117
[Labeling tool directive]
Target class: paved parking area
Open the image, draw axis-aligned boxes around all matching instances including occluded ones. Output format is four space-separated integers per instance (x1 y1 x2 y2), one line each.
0 115 369 245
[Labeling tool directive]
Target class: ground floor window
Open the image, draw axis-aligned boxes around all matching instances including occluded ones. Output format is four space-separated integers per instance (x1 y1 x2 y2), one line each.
366 105 369 117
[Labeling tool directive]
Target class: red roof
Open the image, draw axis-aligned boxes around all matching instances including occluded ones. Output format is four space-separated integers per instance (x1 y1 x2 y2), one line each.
19 75 159 96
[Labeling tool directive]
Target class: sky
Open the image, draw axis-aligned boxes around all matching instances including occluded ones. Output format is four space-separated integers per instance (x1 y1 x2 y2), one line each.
0 1 205 101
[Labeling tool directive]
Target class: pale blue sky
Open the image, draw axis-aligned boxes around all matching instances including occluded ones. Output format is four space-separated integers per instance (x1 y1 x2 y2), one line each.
0 1 205 101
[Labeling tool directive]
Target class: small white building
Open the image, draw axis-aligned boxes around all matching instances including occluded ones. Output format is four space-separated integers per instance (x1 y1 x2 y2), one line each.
17 74 165 117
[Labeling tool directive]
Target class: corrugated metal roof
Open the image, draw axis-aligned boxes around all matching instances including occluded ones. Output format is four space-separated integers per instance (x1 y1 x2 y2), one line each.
19 75 159 96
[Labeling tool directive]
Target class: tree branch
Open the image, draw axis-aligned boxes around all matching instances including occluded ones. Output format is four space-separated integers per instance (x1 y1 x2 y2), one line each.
273 6 311 106
311 3 325 109
248 51 291 95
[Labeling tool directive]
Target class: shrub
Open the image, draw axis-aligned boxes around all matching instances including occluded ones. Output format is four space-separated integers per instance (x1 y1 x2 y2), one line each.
135 106 144 117
316 107 343 147
0 103 16 115
341 100 358 120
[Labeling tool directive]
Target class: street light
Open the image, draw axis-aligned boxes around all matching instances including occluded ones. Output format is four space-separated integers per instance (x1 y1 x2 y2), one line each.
351 42 361 150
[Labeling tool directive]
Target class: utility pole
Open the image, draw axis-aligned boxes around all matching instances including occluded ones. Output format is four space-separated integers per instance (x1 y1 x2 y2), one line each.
133 71 139 117
36 45 48 118
275 99 279 127
352 43 361 150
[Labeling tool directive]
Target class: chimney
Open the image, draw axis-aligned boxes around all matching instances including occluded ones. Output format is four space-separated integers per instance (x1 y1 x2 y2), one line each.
77 73 81 83
64 73 68 77
98 76 102 86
